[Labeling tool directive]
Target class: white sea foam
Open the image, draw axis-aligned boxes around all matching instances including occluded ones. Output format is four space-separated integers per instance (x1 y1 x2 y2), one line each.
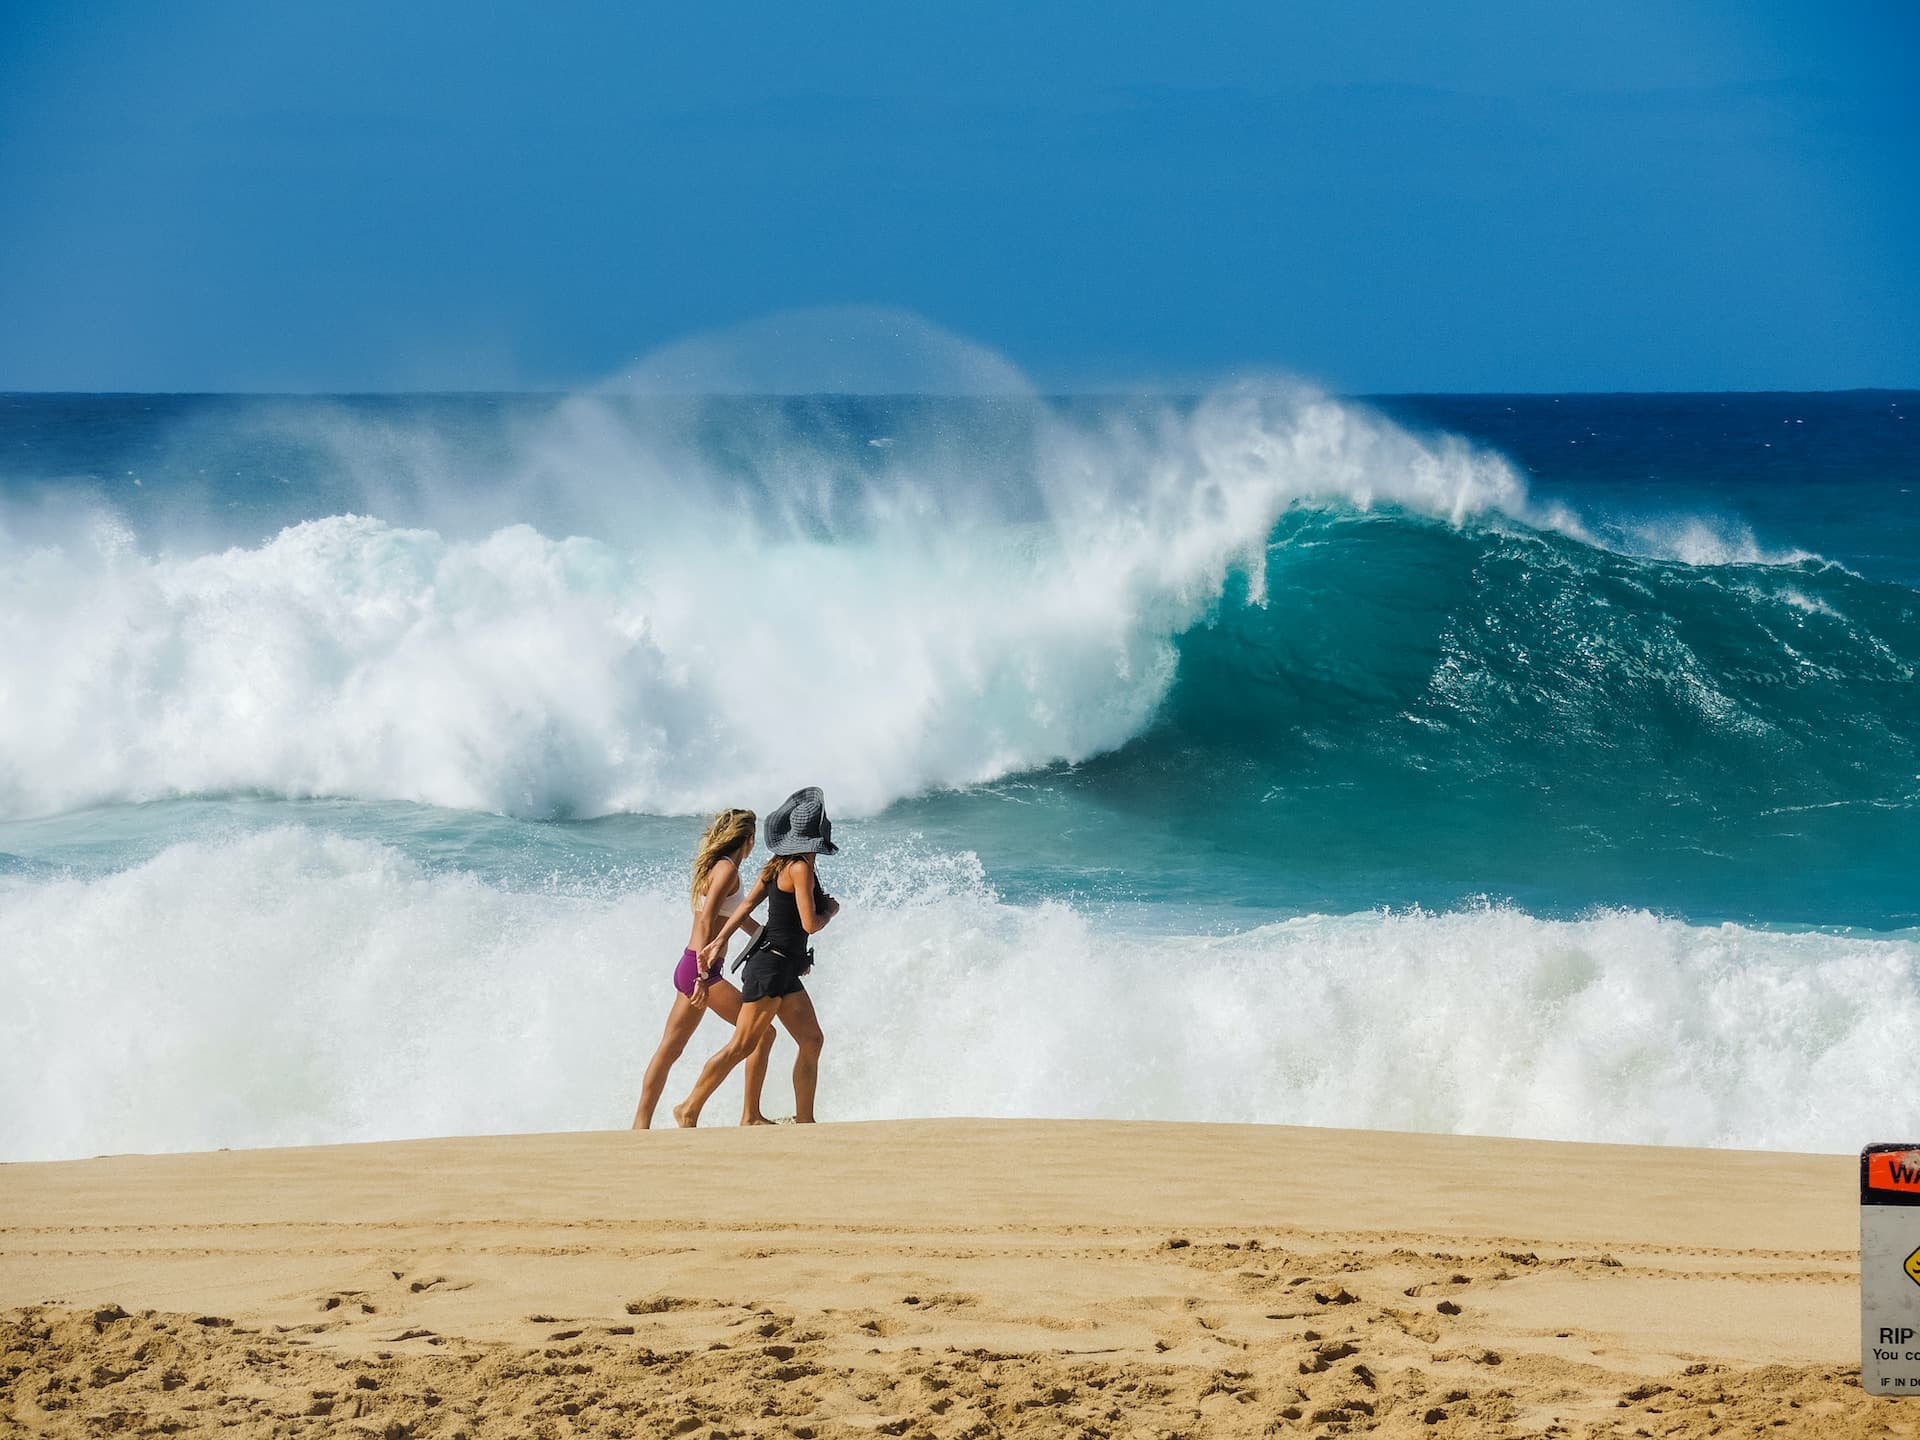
3 829 1913 1161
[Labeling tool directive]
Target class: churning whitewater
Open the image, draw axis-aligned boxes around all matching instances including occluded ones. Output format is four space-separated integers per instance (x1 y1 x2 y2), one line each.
3 362 1917 1162
2 825 1916 1162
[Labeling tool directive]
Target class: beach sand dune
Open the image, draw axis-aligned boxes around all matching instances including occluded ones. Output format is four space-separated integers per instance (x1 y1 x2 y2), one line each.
0 1120 1902 1437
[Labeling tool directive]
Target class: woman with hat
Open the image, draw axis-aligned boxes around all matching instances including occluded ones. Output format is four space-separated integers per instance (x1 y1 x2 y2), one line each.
673 787 841 1126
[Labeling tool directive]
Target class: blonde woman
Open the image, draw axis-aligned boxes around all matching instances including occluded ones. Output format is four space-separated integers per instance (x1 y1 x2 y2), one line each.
631 808 776 1129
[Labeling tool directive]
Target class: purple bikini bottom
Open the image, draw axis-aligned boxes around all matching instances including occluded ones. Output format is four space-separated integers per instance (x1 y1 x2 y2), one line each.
672 948 712 999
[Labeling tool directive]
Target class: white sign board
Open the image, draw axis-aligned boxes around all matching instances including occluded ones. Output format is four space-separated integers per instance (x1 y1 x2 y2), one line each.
1862 1144 1920 1395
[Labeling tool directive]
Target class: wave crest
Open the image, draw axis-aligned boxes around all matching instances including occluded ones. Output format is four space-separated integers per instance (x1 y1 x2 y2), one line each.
0 384 1547 819
4 381 1899 824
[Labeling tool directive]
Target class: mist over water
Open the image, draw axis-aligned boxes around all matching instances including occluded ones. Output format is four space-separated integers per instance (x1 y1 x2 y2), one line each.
3 316 1918 1160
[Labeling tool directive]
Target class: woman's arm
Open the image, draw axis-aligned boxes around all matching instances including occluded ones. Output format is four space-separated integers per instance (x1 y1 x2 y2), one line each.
685 858 740 1008
690 858 737 953
698 867 772 966
792 858 835 935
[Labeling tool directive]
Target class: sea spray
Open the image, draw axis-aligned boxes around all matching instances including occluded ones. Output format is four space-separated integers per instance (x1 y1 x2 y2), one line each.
0 382 1539 820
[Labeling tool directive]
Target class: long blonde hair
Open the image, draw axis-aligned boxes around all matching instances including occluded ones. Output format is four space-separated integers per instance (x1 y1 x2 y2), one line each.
691 808 756 907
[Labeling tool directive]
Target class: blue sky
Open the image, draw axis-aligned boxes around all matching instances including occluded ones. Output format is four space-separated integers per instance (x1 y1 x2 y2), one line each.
1 1 1915 392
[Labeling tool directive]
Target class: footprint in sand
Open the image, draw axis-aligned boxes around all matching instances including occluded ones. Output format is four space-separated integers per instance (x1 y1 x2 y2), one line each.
625 1295 706 1315
1299 1340 1358 1374
901 1292 978 1311
1404 1273 1474 1296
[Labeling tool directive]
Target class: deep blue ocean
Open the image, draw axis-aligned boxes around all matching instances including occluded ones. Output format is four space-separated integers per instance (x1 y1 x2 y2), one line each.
3 385 1916 1159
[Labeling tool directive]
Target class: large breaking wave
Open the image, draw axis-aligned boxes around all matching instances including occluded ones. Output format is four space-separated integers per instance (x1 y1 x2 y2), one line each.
4 382 1912 830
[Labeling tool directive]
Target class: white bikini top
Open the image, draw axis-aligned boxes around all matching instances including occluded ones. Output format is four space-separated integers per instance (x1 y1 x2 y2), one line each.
695 882 740 917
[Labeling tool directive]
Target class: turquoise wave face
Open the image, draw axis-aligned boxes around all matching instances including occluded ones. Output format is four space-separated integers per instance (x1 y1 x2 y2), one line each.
897 508 1920 929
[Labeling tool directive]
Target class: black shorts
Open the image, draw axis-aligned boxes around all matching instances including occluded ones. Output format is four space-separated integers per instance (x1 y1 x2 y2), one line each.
736 934 811 1004
739 952 808 1004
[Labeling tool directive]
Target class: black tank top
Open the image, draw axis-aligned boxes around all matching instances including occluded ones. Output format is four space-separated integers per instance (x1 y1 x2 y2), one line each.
757 866 826 963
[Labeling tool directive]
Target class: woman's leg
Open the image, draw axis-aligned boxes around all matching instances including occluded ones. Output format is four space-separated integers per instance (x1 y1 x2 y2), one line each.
704 980 777 1125
674 999 781 1127
774 988 825 1124
632 994 704 1130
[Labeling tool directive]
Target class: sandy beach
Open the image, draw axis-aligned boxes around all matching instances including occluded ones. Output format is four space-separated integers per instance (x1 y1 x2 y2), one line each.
0 1120 1897 1437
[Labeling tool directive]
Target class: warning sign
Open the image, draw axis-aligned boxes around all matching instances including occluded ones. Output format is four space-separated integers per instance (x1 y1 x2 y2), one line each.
1862 1144 1920 1395
1870 1152 1920 1196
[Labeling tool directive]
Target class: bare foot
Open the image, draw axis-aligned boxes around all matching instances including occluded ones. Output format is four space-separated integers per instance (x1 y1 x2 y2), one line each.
742 1115 775 1126
672 1102 698 1128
